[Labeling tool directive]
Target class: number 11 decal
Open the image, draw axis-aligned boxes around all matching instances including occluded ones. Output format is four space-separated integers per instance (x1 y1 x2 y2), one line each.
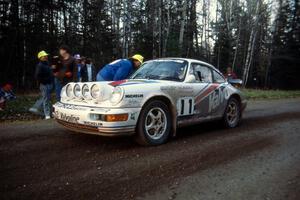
177 97 194 116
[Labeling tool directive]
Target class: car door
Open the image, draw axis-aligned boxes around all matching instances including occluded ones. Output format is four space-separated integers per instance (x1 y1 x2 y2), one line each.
178 63 226 126
210 69 228 117
188 63 217 118
176 63 210 118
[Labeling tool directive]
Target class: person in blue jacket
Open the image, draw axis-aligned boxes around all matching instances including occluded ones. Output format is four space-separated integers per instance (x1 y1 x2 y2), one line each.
96 54 144 81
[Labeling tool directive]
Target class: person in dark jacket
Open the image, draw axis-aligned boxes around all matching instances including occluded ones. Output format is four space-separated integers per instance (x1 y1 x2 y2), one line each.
81 58 96 82
74 54 83 82
51 55 62 100
53 45 77 101
29 51 53 119
96 54 144 81
59 45 77 83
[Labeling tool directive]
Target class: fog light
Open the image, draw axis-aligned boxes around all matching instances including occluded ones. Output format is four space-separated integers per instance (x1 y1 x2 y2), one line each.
105 114 128 122
90 113 102 121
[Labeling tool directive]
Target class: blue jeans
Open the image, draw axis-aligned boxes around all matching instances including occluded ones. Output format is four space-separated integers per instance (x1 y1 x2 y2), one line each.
96 72 106 81
32 83 52 117
54 77 62 101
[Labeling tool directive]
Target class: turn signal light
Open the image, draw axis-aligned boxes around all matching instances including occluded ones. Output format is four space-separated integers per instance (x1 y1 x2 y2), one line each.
105 114 128 122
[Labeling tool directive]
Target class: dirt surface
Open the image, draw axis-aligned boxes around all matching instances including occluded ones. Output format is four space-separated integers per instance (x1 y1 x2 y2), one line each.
1 98 300 200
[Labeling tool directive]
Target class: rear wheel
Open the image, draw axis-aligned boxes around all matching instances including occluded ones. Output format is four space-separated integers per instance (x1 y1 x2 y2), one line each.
135 100 171 145
223 97 241 128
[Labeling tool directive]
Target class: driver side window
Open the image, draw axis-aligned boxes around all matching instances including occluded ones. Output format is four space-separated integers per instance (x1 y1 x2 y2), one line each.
191 63 213 83
213 70 226 83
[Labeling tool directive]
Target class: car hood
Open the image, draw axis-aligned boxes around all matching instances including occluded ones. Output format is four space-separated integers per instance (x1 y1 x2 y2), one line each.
60 79 178 108
108 79 168 87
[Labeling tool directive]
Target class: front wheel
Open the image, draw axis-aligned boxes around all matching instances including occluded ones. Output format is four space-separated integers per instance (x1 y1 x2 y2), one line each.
223 97 241 128
135 100 171 146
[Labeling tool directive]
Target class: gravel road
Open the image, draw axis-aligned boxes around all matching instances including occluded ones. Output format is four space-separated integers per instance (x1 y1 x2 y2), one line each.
1 98 300 200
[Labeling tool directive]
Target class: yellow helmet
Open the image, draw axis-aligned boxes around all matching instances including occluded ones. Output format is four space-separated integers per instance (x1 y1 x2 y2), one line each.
131 54 144 64
37 50 49 59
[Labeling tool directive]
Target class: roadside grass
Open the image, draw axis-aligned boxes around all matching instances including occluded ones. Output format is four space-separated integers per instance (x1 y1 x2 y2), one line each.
242 89 300 100
0 94 56 122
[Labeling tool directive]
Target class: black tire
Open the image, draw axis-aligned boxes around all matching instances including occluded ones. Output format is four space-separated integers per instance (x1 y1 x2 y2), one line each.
223 97 241 128
135 100 171 146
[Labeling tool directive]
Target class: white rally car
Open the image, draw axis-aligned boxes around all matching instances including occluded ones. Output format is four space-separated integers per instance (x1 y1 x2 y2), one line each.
53 58 247 145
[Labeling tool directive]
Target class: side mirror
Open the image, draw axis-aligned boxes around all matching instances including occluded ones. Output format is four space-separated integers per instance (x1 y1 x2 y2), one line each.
228 78 243 86
185 74 196 83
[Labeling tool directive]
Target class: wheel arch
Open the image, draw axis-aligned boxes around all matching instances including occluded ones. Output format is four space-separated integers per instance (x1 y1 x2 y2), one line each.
228 93 242 118
229 93 241 105
138 95 177 137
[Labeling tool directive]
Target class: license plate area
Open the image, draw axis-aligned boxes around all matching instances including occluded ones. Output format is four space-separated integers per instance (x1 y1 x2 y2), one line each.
54 111 80 124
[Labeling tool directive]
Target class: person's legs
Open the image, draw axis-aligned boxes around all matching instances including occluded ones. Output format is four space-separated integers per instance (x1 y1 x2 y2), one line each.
41 84 52 119
54 77 62 101
29 85 44 114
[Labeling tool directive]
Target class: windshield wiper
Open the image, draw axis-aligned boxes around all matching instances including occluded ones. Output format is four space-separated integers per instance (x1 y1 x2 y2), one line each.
160 76 180 81
145 75 160 80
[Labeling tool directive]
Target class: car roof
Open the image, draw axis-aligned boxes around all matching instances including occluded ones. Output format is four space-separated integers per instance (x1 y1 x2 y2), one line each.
149 57 218 71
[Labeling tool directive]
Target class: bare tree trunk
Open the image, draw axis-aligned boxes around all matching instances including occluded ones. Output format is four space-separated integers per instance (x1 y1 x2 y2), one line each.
265 4 277 88
162 0 171 57
205 0 211 61
217 45 221 69
110 0 121 58
232 17 241 71
191 0 198 57
21 0 26 88
116 0 121 57
243 28 255 86
82 0 88 55
203 0 207 58
158 0 162 57
122 0 131 58
243 1 261 86
215 1 219 68
151 0 158 58
61 0 68 43
179 0 187 56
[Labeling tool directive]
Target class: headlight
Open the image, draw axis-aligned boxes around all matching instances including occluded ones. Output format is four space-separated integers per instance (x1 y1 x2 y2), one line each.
91 84 100 99
66 84 73 97
60 85 67 99
110 86 124 105
82 84 90 98
74 84 81 97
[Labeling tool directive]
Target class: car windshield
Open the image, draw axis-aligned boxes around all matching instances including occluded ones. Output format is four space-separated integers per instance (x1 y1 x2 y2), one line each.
130 59 188 82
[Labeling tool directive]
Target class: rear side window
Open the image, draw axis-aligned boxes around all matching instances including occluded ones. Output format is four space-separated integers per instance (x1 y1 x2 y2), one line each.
191 63 212 83
213 70 225 83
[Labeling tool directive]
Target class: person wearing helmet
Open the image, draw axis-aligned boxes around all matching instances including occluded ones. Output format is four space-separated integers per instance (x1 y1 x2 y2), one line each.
29 50 53 120
96 54 144 81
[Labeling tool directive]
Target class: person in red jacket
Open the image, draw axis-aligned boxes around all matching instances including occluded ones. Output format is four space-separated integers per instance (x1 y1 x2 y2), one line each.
0 84 16 111
224 67 237 80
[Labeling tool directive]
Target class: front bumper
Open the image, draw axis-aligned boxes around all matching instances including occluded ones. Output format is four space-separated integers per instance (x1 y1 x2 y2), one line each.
53 102 141 136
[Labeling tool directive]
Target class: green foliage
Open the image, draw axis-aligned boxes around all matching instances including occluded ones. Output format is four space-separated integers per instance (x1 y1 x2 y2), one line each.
269 0 300 89
242 89 300 99
0 95 38 122
0 94 58 122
